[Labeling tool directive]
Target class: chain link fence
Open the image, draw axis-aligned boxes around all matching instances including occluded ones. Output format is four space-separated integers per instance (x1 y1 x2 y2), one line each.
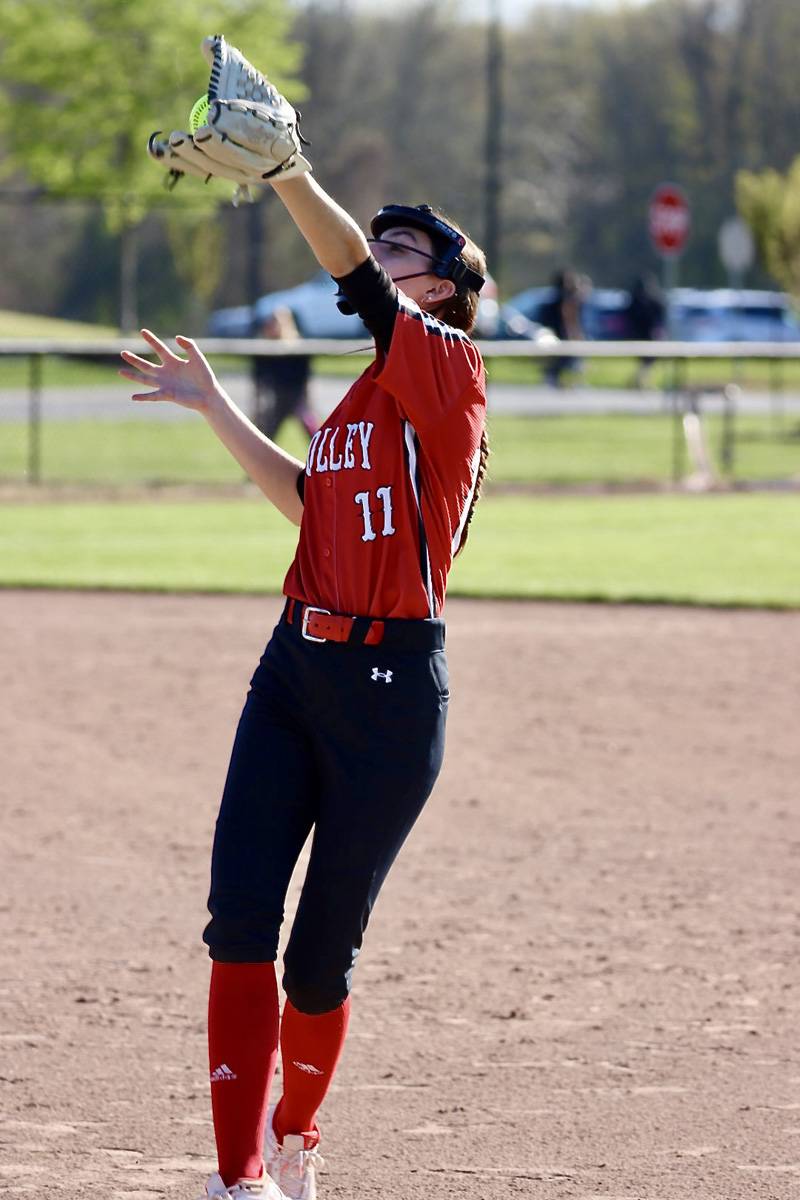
1 339 799 491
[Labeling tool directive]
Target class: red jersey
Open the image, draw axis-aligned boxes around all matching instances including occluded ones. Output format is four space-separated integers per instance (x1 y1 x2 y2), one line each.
283 297 486 619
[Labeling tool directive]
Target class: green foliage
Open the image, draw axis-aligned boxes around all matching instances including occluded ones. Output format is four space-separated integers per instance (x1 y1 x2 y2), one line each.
6 0 800 320
164 210 226 303
289 0 800 293
737 158 800 298
0 0 302 230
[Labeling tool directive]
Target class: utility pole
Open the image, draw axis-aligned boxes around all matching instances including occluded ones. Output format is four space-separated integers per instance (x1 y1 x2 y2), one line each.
484 0 503 282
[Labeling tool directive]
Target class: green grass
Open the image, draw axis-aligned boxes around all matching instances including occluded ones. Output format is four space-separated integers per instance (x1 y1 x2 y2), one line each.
1 493 798 607
0 419 309 485
0 309 122 388
2 413 797 487
0 311 122 387
487 413 800 484
0 349 794 391
0 500 300 593
316 352 800 391
0 357 130 388
0 310 121 339
0 314 252 388
452 493 800 607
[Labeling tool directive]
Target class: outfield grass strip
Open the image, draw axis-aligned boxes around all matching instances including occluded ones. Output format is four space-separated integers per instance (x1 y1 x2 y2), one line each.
1 493 798 609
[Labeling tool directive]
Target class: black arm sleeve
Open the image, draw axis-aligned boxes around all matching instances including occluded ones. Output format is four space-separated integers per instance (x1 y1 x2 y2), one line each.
296 259 397 507
333 256 399 355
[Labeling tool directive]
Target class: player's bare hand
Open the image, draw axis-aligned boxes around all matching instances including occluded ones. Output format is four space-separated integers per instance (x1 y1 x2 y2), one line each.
118 329 222 412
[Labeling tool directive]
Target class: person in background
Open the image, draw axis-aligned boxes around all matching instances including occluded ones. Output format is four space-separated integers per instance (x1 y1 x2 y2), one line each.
539 268 586 387
625 274 666 389
252 308 318 441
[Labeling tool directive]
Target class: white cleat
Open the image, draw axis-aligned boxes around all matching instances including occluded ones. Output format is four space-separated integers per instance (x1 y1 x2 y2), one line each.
198 1170 288 1200
264 1105 324 1200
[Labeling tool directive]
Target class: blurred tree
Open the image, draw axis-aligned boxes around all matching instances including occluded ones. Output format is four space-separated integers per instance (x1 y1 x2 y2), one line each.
0 0 301 329
503 7 600 289
6 0 800 321
0 187 90 314
290 5 488 268
567 1 702 285
740 0 800 174
736 158 800 298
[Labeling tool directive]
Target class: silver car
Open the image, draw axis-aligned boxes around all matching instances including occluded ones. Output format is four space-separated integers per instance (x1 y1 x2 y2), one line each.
668 289 800 342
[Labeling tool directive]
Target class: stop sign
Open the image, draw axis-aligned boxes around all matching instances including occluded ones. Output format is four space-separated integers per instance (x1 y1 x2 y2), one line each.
648 184 691 258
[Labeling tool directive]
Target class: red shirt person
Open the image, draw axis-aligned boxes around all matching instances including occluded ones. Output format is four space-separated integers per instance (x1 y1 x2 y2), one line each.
120 188 488 1200
286 291 485 619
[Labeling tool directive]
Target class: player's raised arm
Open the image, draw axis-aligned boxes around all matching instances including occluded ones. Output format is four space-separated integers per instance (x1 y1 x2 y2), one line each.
270 174 370 278
119 330 304 525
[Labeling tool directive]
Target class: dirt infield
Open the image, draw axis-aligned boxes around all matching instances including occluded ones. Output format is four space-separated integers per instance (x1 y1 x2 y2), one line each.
1 591 798 1200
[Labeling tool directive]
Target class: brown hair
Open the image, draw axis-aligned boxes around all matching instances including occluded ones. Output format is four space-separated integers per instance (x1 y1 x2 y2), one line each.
426 208 489 555
427 208 486 336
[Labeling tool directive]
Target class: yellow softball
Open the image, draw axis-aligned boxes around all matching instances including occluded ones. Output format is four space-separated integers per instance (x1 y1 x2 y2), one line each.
189 94 210 133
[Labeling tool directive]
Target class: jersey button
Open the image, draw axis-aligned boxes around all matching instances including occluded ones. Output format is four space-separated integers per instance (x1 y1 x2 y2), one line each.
325 476 333 488
323 547 331 558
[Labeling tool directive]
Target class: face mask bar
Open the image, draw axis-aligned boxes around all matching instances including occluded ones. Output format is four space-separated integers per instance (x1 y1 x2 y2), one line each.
336 205 486 314
366 237 442 287
334 242 436 316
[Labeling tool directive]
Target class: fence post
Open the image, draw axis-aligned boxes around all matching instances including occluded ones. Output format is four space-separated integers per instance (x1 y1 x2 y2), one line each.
769 355 784 434
720 384 738 478
670 357 684 484
27 353 42 485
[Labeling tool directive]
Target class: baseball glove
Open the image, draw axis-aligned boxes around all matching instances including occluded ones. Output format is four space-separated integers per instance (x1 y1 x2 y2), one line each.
148 35 311 203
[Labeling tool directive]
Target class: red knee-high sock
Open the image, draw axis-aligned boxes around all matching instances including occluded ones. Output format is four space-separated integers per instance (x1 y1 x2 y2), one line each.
208 962 280 1185
273 997 351 1148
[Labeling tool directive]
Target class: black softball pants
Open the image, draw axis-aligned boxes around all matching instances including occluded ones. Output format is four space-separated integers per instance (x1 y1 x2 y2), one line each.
203 605 449 1015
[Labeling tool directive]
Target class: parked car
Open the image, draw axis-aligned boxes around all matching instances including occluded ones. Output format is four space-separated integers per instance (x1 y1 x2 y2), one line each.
502 286 630 340
209 270 552 342
208 272 369 339
206 304 256 338
504 282 800 344
582 289 632 340
667 289 800 342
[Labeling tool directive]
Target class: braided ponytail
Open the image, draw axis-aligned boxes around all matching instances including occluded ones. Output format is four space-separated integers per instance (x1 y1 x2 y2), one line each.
425 209 489 554
455 426 489 555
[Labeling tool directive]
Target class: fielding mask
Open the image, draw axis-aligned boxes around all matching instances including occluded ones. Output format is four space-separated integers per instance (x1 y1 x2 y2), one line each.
336 203 485 314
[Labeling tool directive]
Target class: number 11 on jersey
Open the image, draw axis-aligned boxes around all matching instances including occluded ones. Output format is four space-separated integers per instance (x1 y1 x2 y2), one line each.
355 486 395 543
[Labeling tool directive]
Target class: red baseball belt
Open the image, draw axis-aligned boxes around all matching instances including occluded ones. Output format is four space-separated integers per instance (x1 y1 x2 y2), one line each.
285 599 385 646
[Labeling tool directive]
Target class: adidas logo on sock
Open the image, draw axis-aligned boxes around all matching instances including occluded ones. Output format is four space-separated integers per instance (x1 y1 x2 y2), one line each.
210 1063 237 1082
292 1060 324 1076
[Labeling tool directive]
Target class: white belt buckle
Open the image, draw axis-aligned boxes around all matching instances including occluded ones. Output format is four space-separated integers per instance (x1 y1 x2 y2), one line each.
302 605 331 643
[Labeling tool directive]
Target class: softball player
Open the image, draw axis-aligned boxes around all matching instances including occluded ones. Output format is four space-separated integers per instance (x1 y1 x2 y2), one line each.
120 175 488 1200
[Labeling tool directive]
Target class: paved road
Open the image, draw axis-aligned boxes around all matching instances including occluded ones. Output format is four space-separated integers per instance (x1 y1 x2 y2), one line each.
1 373 799 422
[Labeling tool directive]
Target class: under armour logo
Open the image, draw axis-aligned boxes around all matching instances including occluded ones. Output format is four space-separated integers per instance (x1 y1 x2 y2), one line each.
371 667 393 683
